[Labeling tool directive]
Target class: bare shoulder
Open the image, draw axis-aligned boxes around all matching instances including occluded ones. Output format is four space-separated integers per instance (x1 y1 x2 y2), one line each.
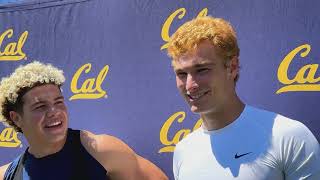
80 130 133 155
79 130 168 180
0 163 10 180
79 130 136 171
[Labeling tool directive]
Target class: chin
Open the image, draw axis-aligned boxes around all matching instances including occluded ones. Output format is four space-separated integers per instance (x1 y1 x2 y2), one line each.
44 125 68 142
190 105 204 114
46 132 67 144
190 104 215 114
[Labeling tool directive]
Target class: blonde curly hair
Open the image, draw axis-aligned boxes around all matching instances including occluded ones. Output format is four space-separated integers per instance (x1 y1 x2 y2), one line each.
167 16 239 63
0 61 65 132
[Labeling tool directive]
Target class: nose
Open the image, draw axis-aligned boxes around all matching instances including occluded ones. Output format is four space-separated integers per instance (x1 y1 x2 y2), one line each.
47 106 58 117
186 74 199 93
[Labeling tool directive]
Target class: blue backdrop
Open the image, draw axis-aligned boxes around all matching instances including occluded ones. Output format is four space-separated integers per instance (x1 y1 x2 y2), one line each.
0 0 319 179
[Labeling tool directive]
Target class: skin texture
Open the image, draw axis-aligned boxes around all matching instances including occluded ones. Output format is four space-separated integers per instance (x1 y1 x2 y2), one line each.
80 131 168 180
0 164 9 180
10 84 69 158
0 84 168 180
173 40 244 131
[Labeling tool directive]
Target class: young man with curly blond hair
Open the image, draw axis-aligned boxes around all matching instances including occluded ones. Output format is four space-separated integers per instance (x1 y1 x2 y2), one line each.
0 61 168 180
167 16 320 180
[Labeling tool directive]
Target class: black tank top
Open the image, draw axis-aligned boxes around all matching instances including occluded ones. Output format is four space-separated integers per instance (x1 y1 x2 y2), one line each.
9 128 109 180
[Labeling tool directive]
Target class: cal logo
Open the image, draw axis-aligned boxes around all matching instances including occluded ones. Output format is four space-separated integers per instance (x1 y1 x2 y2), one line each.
0 127 21 148
161 8 208 50
0 29 28 61
159 111 202 153
70 63 109 100
277 44 320 94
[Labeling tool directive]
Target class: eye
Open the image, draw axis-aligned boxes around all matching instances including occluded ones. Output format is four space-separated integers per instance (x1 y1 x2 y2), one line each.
34 105 46 111
176 71 188 79
55 100 63 104
55 100 65 106
197 68 210 74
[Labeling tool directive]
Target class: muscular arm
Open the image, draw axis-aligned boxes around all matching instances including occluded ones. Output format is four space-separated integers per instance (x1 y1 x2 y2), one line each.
80 131 167 180
0 164 10 180
136 154 168 180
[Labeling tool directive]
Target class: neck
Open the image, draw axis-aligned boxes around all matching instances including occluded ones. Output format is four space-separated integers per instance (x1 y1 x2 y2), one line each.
201 94 245 131
27 135 67 158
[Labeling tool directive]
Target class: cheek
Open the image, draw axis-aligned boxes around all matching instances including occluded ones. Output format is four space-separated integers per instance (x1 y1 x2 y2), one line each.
59 105 67 111
23 106 43 117
176 78 185 91
22 112 45 127
31 112 46 121
61 110 68 119
197 75 212 87
57 106 68 118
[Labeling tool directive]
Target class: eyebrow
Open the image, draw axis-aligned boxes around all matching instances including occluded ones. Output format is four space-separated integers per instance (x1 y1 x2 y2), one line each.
30 96 64 108
194 62 215 68
174 61 215 72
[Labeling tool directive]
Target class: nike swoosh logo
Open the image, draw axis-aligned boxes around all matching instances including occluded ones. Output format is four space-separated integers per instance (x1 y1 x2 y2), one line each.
234 152 252 159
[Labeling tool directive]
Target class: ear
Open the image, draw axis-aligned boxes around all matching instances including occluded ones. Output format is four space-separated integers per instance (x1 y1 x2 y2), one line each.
227 56 239 80
9 111 23 129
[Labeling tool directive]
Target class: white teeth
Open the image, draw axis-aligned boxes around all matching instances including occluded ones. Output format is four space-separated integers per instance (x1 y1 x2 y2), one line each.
46 121 61 127
187 91 206 100
192 94 202 99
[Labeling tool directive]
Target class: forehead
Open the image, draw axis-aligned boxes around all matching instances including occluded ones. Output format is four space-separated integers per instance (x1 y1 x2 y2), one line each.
22 84 62 105
172 41 223 70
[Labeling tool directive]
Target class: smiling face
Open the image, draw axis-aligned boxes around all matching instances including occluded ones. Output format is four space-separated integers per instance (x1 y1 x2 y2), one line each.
11 84 68 146
173 41 239 115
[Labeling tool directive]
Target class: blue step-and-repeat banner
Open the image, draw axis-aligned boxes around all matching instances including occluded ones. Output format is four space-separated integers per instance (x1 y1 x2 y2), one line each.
0 0 319 179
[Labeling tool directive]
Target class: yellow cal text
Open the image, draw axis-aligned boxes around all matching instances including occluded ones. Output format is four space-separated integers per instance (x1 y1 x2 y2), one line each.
277 44 320 94
0 128 21 148
160 8 208 50
69 63 109 100
159 111 202 153
0 29 28 61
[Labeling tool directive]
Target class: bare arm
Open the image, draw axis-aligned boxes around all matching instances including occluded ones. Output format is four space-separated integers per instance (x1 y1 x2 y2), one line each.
0 163 10 180
136 154 168 180
81 131 167 180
